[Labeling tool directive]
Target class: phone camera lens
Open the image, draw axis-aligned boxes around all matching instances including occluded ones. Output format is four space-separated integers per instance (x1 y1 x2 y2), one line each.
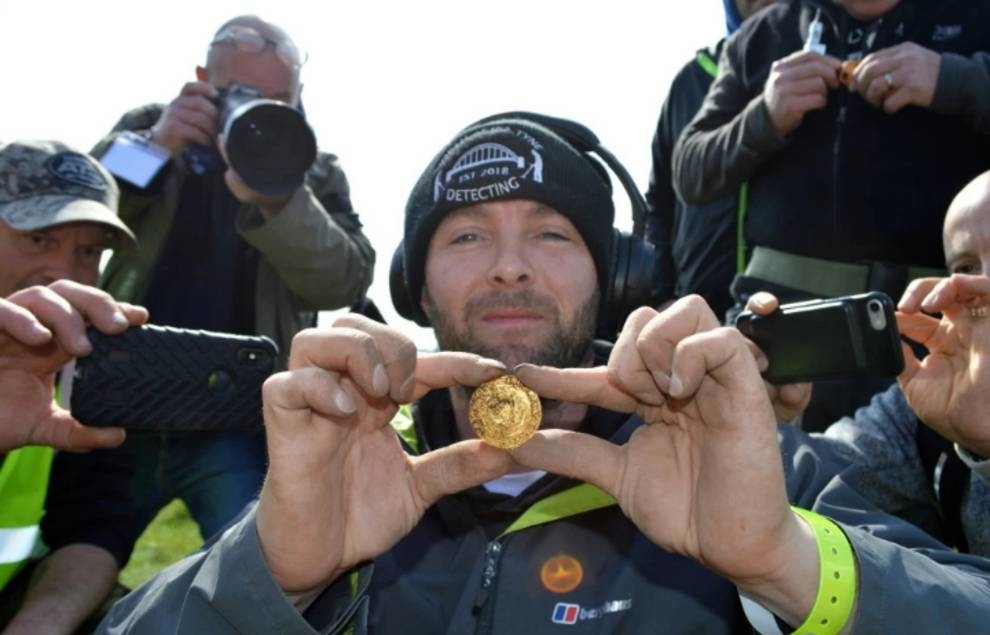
868 300 881 313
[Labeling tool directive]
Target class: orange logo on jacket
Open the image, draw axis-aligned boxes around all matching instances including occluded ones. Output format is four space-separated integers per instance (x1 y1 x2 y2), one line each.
540 554 583 594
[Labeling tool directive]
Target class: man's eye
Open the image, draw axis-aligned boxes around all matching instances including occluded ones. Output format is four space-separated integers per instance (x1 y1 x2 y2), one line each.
80 246 106 260
451 232 479 244
539 230 569 241
952 262 981 275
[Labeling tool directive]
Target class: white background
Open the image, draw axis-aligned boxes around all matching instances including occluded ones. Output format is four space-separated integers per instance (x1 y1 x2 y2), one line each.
0 1 724 347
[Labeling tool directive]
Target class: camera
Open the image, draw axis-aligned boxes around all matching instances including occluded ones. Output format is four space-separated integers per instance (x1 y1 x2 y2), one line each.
217 83 317 196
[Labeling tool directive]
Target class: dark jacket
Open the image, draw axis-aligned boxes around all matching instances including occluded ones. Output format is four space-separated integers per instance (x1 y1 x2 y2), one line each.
97 389 990 633
672 0 990 269
645 40 739 320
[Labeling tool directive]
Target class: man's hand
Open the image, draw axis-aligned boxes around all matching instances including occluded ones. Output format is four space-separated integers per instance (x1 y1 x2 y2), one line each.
742 292 814 422
512 297 819 624
896 274 990 456
149 81 220 156
215 140 294 214
0 280 148 452
763 50 841 137
256 314 515 593
851 42 941 113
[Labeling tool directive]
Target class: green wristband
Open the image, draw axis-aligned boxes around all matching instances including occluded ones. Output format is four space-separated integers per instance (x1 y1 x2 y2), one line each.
790 507 857 635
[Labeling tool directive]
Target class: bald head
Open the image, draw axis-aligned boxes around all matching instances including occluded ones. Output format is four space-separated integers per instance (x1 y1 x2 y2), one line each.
943 171 990 276
204 15 302 100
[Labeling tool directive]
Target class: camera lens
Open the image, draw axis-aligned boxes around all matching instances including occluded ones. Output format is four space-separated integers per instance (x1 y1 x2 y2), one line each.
222 99 317 196
868 300 882 313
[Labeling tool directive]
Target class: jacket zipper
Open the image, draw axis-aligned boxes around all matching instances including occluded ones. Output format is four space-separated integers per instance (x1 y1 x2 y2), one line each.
472 539 504 634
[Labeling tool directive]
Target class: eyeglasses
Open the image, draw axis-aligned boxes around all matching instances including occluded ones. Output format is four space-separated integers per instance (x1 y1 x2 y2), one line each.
209 25 308 69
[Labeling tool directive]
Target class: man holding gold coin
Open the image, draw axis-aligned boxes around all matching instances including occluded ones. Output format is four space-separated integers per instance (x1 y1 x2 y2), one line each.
99 114 990 634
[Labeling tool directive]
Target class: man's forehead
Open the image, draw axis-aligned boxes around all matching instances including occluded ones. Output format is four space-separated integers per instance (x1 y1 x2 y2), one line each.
442 200 569 222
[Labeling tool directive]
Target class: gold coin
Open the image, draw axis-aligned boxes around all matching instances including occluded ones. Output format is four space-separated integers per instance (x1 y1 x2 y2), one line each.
468 375 542 449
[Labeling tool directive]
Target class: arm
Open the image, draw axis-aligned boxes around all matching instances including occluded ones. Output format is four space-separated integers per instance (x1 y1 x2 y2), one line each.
98 316 514 632
852 43 990 133
644 101 678 306
933 51 990 134
672 43 839 205
780 422 990 633
512 296 990 632
235 154 376 310
4 545 118 635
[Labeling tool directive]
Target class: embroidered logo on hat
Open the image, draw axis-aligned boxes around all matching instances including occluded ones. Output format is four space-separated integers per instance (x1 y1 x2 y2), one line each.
46 152 108 191
433 128 544 205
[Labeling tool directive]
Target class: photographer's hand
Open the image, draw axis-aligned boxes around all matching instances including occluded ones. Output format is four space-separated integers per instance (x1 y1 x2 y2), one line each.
219 155 293 215
256 314 514 593
149 81 219 156
0 281 148 452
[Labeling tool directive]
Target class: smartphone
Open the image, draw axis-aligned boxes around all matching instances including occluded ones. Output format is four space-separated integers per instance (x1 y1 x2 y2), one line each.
734 292 904 385
60 324 278 431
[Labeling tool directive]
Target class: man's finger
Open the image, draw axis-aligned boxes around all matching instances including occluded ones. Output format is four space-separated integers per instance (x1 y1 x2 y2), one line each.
411 440 514 506
33 409 126 452
411 352 506 401
511 428 623 497
0 298 52 347
333 314 419 403
288 327 389 399
5 285 88 356
514 365 639 414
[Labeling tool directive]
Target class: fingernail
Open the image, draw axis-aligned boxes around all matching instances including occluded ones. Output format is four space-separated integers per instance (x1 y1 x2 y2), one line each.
398 374 416 398
652 370 671 391
481 359 507 371
112 312 128 327
75 335 92 353
669 373 684 398
372 364 389 395
335 389 356 414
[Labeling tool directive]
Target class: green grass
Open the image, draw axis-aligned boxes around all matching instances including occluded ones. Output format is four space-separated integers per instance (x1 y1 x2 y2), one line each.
118 499 204 590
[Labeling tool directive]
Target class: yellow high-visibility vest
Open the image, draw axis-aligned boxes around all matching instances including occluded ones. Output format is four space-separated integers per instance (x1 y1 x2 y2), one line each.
0 445 53 589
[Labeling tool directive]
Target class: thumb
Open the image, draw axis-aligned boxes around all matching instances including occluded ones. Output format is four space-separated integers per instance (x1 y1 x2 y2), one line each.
411 440 514 505
511 429 623 497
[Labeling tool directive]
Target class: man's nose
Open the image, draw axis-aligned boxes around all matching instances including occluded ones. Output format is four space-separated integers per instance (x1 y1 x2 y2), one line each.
488 242 533 286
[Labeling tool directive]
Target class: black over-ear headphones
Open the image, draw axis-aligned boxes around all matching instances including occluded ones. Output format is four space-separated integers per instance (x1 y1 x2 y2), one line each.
389 111 656 341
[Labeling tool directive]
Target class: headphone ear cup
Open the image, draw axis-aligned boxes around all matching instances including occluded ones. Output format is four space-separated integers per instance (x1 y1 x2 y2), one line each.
597 231 657 341
389 242 430 327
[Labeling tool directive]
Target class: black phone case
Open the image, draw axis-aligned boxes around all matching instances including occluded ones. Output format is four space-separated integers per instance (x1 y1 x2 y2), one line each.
735 292 905 384
70 324 278 431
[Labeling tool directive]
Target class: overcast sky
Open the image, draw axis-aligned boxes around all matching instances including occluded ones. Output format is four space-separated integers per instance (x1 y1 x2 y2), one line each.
0 1 725 347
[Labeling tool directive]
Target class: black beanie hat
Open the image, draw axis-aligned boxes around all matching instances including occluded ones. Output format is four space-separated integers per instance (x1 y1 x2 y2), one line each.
402 114 615 316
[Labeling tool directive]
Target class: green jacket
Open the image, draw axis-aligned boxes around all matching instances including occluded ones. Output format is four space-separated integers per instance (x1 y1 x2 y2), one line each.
92 104 376 368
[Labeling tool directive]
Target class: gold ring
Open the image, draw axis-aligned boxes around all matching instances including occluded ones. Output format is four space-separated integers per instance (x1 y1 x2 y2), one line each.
883 72 894 90
970 305 987 318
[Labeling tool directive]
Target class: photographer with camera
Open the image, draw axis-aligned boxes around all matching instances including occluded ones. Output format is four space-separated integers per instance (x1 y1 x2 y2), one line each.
26 14 376 632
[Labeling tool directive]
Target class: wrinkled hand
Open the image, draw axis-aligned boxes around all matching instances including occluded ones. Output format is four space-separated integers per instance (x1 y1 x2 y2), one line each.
852 42 941 113
256 314 515 592
896 274 990 456
149 81 219 156
0 281 148 452
511 297 813 606
763 50 841 136
742 292 813 422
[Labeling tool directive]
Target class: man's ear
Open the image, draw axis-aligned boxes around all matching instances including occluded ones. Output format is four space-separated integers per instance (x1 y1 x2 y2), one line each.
196 66 209 82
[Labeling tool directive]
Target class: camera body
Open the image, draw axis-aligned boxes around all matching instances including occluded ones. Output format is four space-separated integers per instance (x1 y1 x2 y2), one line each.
217 83 317 196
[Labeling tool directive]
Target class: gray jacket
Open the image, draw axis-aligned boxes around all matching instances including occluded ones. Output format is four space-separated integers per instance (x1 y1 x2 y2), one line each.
815 383 990 556
96 418 990 634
